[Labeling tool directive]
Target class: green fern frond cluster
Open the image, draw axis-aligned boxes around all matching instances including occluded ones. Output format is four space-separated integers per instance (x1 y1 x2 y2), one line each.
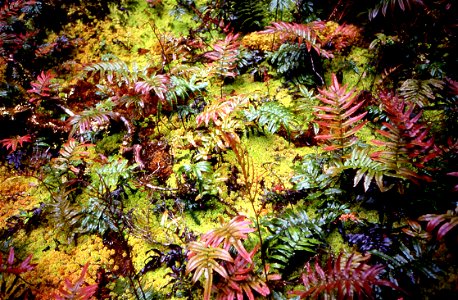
327 148 394 192
262 205 348 271
371 239 442 286
268 43 308 75
244 101 297 136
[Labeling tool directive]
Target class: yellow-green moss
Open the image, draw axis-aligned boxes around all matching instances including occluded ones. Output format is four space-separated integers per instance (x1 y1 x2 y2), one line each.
324 47 374 91
0 170 43 230
17 229 112 299
326 229 351 255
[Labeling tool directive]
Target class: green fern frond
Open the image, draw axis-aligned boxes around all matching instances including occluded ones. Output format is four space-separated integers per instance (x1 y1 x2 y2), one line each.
371 239 442 285
291 153 342 195
166 74 208 106
327 148 395 192
84 60 131 84
262 204 348 271
231 0 266 32
268 43 308 75
269 0 294 13
46 189 83 244
245 101 298 136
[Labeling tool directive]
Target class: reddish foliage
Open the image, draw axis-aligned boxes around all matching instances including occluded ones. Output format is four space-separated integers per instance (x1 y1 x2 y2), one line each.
371 91 435 182
289 253 398 299
313 73 368 153
0 134 32 153
214 245 275 300
27 70 56 103
0 247 36 275
54 263 97 300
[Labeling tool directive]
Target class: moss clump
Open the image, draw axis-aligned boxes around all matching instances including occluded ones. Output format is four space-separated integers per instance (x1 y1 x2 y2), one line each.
325 47 374 91
95 132 124 156
0 170 41 230
18 231 112 299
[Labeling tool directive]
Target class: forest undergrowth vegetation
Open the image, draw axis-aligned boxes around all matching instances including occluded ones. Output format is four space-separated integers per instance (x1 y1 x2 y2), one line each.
0 0 457 299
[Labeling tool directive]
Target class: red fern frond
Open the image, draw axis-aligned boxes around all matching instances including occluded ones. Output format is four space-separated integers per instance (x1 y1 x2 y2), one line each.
27 70 56 102
0 134 32 153
0 247 36 275
214 245 273 300
313 74 368 156
289 253 398 299
419 205 458 240
54 263 97 300
371 91 435 182
204 33 241 78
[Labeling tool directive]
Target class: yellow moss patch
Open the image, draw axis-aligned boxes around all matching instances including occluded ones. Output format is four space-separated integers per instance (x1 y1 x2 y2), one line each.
0 171 41 230
20 233 112 299
241 32 282 52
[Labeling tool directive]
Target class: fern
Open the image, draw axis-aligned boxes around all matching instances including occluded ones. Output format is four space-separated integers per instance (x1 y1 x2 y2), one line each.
368 0 423 20
229 0 267 32
185 239 233 300
262 204 348 271
371 239 442 286
291 154 341 199
196 96 248 127
84 60 131 84
399 78 444 107
204 33 241 79
46 188 84 244
261 21 332 58
186 216 271 300
418 205 458 240
68 102 115 137
84 59 169 101
0 134 32 153
327 148 394 192
0 247 36 299
134 73 169 101
27 70 56 102
289 252 398 299
371 91 435 182
313 74 368 157
269 0 294 15
268 43 309 76
202 216 255 263
54 263 97 300
166 74 208 106
52 139 94 175
244 101 298 137
214 245 274 300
